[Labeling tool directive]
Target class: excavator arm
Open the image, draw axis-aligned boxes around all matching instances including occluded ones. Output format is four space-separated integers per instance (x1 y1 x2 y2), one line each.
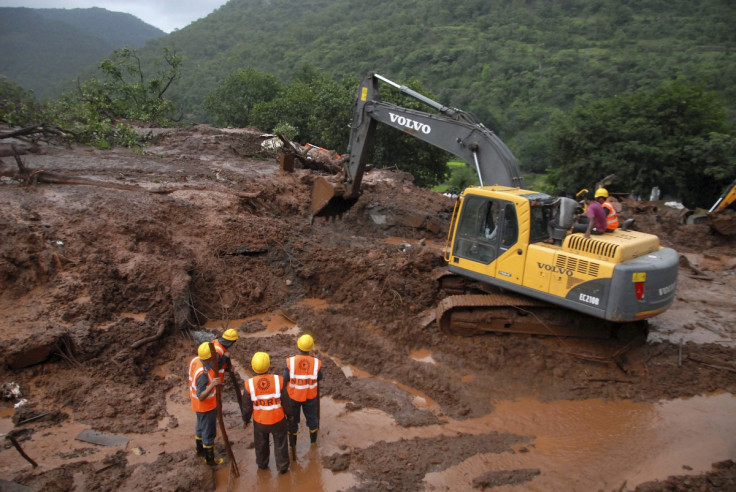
709 178 736 214
311 72 525 218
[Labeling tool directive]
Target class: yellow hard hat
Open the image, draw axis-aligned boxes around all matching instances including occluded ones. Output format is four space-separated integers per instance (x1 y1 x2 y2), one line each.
251 352 270 374
595 188 609 198
297 334 314 352
198 342 212 360
222 328 239 341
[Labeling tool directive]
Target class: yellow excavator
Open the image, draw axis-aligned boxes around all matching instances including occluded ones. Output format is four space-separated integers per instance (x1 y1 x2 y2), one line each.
686 178 736 236
312 72 679 337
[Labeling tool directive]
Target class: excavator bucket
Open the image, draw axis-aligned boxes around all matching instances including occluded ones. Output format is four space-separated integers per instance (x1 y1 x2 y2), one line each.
311 177 357 220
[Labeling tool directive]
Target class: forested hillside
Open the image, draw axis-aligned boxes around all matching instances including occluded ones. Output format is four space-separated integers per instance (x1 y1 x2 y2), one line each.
0 7 164 99
136 0 735 168
2 0 734 190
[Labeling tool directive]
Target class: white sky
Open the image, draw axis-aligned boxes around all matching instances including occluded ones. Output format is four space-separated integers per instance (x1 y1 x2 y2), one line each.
0 0 229 33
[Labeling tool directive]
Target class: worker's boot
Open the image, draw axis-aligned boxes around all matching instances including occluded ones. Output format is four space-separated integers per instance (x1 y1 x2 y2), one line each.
204 446 223 466
195 438 205 457
289 432 297 461
310 428 318 445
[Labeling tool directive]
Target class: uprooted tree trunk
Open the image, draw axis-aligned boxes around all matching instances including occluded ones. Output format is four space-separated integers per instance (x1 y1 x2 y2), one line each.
0 145 175 194
1 145 264 207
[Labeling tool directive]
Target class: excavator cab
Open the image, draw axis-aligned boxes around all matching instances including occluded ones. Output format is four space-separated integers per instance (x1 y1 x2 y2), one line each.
450 191 577 264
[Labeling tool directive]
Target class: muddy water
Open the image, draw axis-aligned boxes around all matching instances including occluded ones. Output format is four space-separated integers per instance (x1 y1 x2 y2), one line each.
2 304 735 490
200 306 736 490
423 393 736 491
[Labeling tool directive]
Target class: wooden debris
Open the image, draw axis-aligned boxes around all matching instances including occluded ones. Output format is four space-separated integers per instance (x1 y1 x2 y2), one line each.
5 434 38 467
687 355 736 373
1 144 173 194
276 134 344 173
679 255 714 281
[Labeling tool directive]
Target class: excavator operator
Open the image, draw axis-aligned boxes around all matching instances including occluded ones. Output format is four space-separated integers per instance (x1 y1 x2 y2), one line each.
596 188 619 230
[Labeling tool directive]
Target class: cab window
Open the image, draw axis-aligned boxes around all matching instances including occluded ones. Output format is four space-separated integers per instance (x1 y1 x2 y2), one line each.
453 195 506 264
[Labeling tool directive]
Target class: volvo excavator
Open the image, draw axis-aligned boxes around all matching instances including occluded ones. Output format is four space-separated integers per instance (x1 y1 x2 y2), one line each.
311 72 679 337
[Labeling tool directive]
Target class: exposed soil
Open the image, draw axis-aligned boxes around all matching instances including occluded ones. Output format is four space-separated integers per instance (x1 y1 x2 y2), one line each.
1 125 735 491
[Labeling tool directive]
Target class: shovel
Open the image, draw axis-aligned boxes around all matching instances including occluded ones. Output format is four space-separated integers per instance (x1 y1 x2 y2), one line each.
209 342 240 477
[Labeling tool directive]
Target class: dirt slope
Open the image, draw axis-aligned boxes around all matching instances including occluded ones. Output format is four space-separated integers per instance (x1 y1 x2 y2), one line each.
1 126 735 491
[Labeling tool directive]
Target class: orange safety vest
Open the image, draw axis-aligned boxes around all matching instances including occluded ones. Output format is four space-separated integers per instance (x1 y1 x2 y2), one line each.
246 374 285 425
211 339 229 377
602 201 619 230
286 355 321 402
188 357 217 413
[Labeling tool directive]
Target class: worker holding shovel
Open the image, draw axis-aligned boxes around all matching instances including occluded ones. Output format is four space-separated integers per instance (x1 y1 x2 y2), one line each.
210 328 248 423
210 328 239 380
188 342 224 465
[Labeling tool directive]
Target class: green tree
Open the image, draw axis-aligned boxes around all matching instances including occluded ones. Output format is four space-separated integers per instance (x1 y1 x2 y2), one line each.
203 68 280 127
91 46 181 126
448 164 480 190
45 47 181 148
248 68 354 151
547 79 736 208
0 77 45 126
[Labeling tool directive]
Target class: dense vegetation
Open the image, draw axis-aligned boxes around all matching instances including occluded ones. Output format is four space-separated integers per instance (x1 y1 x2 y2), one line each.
145 0 736 160
1 0 734 207
547 79 735 207
0 7 164 99
1 47 180 149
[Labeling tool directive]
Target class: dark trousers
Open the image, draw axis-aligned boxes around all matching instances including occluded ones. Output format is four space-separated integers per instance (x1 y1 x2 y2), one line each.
288 397 319 433
254 418 289 471
195 409 217 446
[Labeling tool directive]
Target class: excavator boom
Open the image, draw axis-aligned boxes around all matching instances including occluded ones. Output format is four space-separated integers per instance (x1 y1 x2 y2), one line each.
311 72 524 218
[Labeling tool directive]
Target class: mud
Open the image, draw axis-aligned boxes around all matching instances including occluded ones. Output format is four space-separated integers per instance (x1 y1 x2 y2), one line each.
1 125 735 491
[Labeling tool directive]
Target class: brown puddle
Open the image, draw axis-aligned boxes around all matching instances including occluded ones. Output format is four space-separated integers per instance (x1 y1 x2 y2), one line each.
2 375 734 491
203 311 298 337
3 302 735 491
424 393 736 491
203 298 327 338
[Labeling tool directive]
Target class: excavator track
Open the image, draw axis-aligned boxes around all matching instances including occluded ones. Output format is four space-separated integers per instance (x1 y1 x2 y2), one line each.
436 293 612 338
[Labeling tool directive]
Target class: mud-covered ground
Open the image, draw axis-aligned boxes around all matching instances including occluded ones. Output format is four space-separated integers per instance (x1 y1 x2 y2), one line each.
1 125 735 491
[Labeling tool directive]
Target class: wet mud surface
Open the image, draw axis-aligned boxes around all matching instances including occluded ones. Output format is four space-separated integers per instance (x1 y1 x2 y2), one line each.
1 125 735 491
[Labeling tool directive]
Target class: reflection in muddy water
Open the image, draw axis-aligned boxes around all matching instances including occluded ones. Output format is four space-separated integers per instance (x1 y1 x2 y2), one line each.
425 393 736 491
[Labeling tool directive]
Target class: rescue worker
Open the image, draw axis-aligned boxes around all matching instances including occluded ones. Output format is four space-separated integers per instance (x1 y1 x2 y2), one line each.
595 188 620 231
188 342 223 466
283 334 323 452
243 352 291 474
211 328 239 384
581 191 607 238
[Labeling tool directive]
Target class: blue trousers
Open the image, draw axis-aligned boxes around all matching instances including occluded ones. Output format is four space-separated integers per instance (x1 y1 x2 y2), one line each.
288 397 319 433
195 408 217 446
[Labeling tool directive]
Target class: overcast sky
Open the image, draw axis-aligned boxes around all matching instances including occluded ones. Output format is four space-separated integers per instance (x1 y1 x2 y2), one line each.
0 0 229 33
